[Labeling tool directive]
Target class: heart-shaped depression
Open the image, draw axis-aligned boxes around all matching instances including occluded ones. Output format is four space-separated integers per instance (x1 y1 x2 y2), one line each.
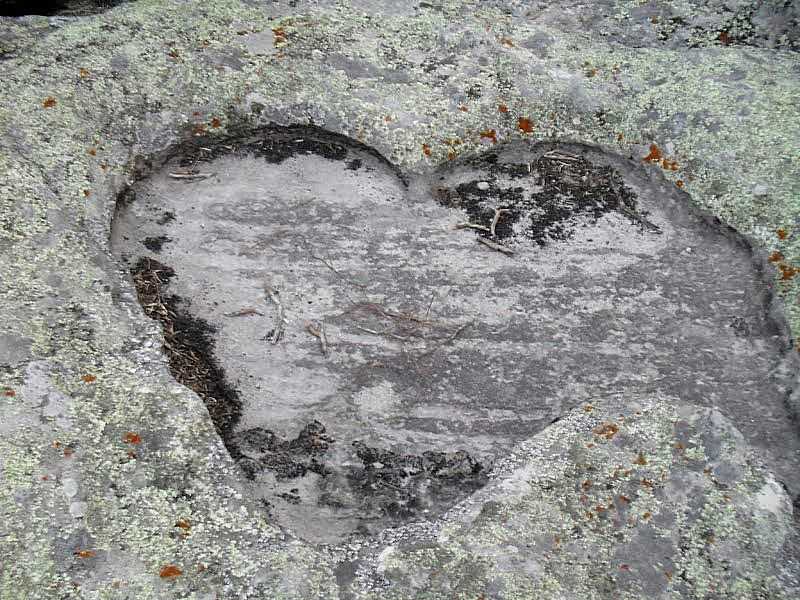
110 125 798 545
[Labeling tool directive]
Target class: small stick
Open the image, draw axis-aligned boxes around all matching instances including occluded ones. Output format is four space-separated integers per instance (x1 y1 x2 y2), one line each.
353 325 382 336
263 285 287 344
477 237 514 256
542 150 581 161
224 308 264 317
424 292 437 323
618 203 662 234
417 320 473 358
168 171 213 180
445 320 473 345
305 321 328 356
490 208 512 238
352 324 409 342
311 253 368 289
454 222 491 233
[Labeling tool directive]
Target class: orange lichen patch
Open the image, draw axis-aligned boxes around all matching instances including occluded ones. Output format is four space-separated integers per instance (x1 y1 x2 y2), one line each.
592 422 619 440
718 30 730 46
272 27 287 46
674 442 685 451
447 151 456 161
517 117 534 133
3 388 15 397
122 432 142 445
660 158 679 171
618 495 630 504
210 117 222 128
499 37 514 47
643 143 662 162
778 264 799 281
777 228 788 240
676 180 684 188
768 251 784 263
458 105 469 112
192 124 206 136
634 453 648 466
498 104 509 113
422 144 432 157
581 479 592 490
79 68 90 79
81 374 96 383
175 519 191 531
480 129 498 143
42 97 57 108
159 565 182 579
74 550 96 559
642 511 652 520
88 148 97 156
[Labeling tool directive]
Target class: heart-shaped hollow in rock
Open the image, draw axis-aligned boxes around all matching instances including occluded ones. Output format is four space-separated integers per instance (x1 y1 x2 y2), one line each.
110 125 798 545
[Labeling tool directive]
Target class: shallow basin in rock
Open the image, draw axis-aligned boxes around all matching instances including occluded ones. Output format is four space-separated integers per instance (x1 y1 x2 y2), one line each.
110 125 798 545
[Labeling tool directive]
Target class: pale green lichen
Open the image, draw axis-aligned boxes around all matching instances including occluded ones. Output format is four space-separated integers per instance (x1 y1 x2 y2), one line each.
0 0 797 597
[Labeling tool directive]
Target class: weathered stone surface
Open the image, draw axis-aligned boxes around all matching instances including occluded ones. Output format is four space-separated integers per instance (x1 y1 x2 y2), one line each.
0 1 798 598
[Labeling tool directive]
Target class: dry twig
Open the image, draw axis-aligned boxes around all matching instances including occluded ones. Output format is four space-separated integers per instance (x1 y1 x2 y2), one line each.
305 321 329 356
167 170 213 181
477 237 514 256
542 150 581 162
454 222 491 233
311 253 367 289
490 208 512 238
352 324 409 342
224 308 264 317
263 285 287 343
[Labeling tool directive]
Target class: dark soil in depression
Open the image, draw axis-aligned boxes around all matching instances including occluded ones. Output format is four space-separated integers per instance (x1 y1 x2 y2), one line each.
434 150 661 246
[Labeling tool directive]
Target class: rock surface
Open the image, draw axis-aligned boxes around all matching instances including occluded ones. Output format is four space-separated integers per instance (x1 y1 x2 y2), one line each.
1 1 799 598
